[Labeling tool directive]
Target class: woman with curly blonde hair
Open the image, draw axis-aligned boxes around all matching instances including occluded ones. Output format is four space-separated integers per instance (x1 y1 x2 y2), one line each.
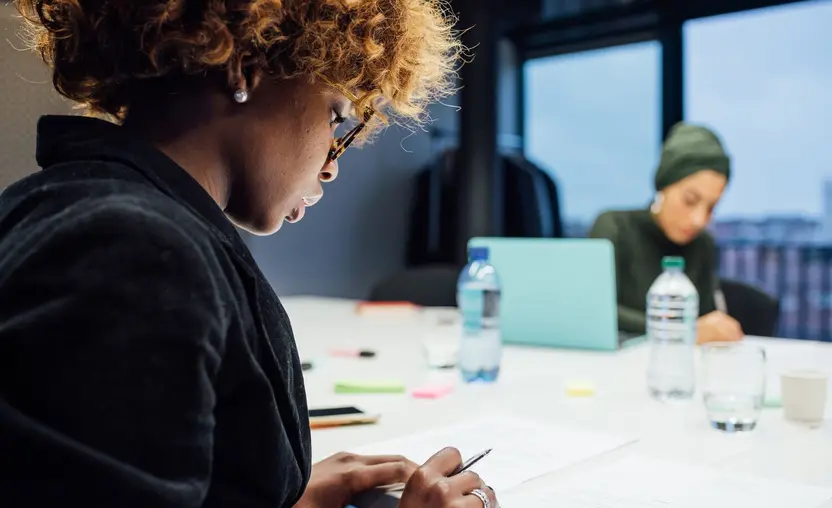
0 1 497 507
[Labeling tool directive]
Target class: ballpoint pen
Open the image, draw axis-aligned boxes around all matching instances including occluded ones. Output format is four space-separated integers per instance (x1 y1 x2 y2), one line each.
451 448 492 476
384 448 493 492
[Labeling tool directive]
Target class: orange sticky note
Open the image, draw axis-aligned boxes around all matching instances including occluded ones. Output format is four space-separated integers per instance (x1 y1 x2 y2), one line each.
356 301 420 316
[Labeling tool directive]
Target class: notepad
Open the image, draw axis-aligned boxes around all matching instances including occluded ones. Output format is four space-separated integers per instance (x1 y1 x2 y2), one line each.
351 416 635 492
500 455 832 508
334 380 406 394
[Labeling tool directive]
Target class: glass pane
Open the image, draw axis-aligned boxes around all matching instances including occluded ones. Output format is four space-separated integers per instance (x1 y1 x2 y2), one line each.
524 41 661 237
684 0 832 341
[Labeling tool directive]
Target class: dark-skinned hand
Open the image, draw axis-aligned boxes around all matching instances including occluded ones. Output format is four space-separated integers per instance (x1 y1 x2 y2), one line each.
294 452 417 508
399 447 498 508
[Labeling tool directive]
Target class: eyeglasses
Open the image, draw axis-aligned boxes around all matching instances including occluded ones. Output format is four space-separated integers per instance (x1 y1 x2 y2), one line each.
327 86 376 163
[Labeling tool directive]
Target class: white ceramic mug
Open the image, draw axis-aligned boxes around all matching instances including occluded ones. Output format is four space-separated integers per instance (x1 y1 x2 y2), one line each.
781 370 829 425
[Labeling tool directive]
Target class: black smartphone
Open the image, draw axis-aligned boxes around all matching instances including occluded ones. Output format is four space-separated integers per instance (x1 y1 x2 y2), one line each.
308 406 380 429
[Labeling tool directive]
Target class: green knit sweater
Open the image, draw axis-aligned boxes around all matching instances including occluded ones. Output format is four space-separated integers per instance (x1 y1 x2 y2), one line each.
589 209 719 334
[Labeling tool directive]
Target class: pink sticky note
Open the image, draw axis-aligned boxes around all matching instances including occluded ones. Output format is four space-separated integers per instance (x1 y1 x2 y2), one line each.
329 348 360 358
411 384 454 399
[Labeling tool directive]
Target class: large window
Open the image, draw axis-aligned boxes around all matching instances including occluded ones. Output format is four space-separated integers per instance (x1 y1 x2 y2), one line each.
685 0 832 340
685 0 832 227
524 41 661 237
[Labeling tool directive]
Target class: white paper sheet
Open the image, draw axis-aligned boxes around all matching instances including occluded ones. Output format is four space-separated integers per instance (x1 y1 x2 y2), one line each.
501 455 832 508
350 416 635 492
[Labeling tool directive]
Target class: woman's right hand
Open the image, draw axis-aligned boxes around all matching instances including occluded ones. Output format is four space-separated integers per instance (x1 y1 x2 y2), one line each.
399 448 498 508
697 310 743 344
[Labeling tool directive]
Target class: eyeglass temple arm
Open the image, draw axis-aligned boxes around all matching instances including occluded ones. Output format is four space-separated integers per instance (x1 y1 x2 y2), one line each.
329 109 375 160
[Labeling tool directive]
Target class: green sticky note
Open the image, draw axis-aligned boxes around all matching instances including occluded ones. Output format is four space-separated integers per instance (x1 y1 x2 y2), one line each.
763 394 782 408
334 380 406 394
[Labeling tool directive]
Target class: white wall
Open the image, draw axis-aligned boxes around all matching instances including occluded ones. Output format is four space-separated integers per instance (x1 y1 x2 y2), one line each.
0 6 75 188
248 100 459 299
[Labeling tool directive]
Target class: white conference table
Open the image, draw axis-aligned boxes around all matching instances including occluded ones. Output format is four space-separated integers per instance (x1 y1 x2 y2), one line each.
282 296 832 504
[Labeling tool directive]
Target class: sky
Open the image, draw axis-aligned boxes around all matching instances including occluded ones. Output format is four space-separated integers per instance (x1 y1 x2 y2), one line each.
524 0 832 223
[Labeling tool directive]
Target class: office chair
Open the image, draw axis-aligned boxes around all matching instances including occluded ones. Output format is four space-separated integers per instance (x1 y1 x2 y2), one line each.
720 278 780 337
368 264 460 307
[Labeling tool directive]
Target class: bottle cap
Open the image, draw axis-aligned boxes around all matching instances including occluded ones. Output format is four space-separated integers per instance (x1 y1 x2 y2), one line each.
468 246 489 262
662 256 685 270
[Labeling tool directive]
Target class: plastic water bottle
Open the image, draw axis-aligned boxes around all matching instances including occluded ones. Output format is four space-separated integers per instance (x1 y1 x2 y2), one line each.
646 256 698 401
457 246 502 383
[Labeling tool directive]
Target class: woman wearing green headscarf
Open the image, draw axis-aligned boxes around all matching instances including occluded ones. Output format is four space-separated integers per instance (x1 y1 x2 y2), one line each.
589 122 743 344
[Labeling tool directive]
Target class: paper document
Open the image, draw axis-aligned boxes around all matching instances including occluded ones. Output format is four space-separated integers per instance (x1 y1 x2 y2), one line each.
351 416 635 492
501 455 832 508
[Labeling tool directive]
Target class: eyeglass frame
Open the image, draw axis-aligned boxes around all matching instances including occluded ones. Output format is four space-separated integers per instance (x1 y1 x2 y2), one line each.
325 83 376 163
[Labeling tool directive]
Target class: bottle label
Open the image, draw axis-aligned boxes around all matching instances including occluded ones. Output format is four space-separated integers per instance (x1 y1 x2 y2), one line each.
459 288 501 332
647 294 697 343
482 289 500 328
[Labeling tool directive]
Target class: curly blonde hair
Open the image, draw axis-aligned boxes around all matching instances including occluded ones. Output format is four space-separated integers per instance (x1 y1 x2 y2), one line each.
14 0 462 135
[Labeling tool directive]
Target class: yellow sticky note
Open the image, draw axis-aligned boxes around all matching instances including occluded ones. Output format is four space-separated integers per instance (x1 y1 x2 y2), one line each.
565 380 595 397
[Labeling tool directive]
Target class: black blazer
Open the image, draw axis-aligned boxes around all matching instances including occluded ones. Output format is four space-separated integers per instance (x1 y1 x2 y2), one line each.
0 116 311 507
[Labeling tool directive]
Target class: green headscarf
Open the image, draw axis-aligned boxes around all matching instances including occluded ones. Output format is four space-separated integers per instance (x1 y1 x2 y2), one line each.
654 122 731 191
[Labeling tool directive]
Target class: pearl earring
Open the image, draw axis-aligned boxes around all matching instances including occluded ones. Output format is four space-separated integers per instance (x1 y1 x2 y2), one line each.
233 89 249 104
650 192 664 215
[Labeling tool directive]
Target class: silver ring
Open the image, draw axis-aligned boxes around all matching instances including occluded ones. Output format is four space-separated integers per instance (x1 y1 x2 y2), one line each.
470 488 490 508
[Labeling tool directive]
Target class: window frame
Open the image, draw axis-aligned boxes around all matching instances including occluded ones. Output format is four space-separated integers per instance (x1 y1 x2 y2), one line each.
511 0 814 147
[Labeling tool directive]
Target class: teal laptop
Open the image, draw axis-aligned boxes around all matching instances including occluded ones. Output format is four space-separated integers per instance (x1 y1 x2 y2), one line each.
467 237 642 351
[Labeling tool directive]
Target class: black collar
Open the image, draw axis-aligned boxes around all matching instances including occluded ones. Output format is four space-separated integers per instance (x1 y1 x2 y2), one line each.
36 115 245 249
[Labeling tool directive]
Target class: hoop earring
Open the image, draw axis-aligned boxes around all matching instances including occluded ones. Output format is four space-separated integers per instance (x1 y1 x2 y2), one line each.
650 192 664 215
233 89 249 104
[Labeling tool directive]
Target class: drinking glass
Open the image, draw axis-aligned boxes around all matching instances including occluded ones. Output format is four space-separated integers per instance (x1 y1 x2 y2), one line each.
701 343 766 432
